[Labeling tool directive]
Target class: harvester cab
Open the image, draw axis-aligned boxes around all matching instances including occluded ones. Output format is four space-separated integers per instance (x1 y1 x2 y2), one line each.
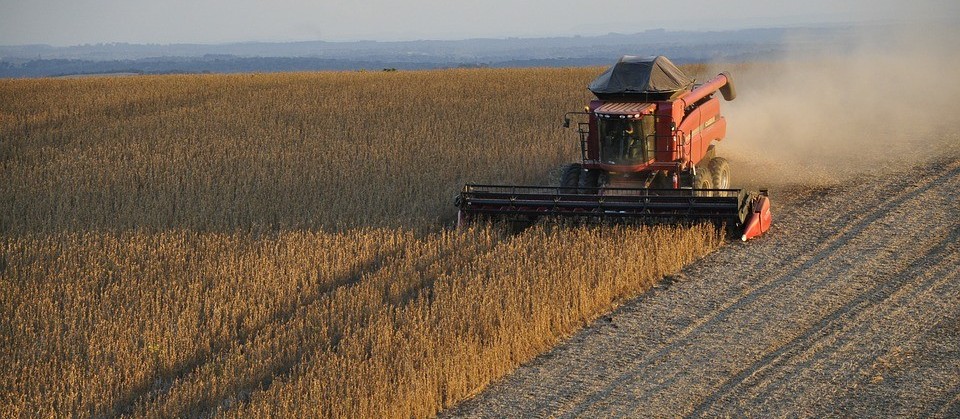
457 55 772 241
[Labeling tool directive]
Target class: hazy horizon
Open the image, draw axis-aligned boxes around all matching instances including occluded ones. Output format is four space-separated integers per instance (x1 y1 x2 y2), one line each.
2 0 956 47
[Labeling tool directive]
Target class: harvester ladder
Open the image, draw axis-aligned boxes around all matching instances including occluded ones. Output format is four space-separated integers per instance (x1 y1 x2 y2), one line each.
577 122 590 162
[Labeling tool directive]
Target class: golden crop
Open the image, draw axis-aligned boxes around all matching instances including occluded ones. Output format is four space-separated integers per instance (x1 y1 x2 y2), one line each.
1 67 720 418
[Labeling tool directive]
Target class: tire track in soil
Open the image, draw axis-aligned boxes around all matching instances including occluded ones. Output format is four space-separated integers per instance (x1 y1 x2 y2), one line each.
923 382 960 418
443 156 960 418
827 300 960 417
554 161 960 417
651 242 959 418
688 225 960 417
610 227 957 418
735 243 960 416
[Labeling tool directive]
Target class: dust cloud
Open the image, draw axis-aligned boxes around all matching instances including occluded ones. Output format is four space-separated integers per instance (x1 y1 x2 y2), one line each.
710 20 960 189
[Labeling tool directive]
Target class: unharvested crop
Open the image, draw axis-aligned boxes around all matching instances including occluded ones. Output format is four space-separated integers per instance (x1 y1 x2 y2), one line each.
0 67 721 418
1 69 599 233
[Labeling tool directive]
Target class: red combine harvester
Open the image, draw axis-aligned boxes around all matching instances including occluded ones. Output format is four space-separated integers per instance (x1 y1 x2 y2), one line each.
456 55 771 241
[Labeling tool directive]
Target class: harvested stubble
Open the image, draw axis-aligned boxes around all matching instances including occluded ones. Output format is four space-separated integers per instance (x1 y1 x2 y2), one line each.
0 66 721 418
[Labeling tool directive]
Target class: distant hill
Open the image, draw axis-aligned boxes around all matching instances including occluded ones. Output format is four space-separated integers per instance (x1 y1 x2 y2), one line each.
0 25 863 78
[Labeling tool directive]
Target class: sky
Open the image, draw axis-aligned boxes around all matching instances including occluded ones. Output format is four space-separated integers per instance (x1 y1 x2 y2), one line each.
0 0 956 46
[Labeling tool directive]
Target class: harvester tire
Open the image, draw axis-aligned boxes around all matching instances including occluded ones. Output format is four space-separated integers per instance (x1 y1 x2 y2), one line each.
709 157 730 189
580 169 602 194
694 167 714 195
560 163 582 192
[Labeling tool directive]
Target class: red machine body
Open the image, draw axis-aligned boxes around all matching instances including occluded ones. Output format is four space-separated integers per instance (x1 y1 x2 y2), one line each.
577 72 735 189
456 56 771 241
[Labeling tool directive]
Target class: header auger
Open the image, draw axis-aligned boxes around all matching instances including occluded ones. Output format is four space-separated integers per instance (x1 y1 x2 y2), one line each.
456 55 772 241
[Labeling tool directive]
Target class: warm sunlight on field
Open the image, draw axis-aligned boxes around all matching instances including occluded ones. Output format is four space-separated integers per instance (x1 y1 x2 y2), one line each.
2 69 599 232
0 67 720 417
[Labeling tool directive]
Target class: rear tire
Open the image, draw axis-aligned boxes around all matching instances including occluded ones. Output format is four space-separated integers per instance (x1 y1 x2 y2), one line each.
559 163 582 192
704 144 716 163
708 157 730 189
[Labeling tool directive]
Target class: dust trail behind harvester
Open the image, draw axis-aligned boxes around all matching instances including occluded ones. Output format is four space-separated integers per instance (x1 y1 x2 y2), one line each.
711 19 960 189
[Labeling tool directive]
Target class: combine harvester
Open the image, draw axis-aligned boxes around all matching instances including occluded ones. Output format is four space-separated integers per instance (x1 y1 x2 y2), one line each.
456 55 772 241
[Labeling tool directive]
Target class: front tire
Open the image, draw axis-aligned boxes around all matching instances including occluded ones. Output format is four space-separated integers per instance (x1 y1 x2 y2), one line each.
708 157 730 189
559 163 582 193
580 169 603 194
693 167 714 195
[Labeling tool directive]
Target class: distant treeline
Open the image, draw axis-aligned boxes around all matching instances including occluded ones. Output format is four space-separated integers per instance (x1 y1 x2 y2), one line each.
0 56 611 78
0 56 437 78
0 24 884 78
0 49 780 78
